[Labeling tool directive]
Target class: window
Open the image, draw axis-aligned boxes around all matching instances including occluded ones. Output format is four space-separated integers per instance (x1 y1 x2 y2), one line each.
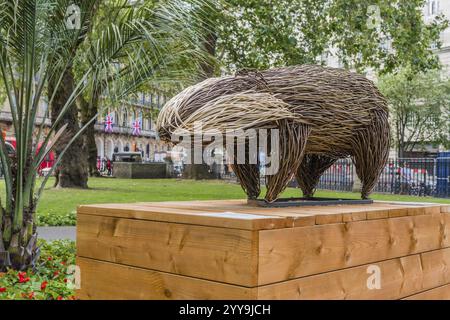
115 112 120 126
123 109 128 127
427 0 440 16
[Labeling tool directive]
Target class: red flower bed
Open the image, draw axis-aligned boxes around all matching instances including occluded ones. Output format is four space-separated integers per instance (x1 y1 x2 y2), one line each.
0 240 76 300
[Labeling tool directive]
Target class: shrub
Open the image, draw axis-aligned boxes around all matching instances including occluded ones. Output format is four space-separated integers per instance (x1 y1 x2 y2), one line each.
37 211 77 227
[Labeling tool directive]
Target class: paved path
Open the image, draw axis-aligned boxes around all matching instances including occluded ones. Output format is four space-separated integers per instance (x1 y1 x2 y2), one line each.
37 227 76 241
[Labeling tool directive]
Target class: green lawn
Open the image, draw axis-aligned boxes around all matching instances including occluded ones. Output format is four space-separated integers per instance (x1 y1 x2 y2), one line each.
1 177 449 226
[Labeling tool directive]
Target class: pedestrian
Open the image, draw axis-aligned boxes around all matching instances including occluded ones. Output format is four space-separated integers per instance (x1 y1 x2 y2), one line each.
106 158 112 176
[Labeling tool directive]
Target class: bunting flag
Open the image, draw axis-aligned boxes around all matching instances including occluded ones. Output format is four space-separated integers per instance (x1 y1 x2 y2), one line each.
132 119 141 136
104 113 114 133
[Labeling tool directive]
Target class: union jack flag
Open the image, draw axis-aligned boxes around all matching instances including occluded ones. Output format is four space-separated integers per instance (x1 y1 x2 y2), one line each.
132 119 141 136
104 114 114 133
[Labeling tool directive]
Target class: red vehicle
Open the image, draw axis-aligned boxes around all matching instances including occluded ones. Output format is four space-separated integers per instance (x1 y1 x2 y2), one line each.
5 137 55 175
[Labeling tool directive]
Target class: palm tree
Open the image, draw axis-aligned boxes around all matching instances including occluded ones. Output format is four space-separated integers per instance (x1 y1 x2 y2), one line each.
74 0 211 179
0 0 212 271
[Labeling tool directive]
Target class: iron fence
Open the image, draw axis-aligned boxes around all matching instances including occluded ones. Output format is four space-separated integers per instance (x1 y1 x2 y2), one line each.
316 156 450 198
317 159 354 192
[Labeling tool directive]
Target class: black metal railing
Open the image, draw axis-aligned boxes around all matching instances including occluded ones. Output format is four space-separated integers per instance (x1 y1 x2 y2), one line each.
315 156 450 198
317 159 354 192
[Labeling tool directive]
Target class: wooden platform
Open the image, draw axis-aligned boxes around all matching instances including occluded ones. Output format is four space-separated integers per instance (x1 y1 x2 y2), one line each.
75 200 450 300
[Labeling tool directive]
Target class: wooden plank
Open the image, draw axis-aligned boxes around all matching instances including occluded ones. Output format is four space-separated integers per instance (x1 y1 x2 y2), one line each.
136 201 319 227
366 208 389 220
368 203 418 218
420 247 450 289
342 211 367 223
281 202 441 222
367 202 442 219
258 247 450 300
315 213 343 225
76 257 255 300
77 214 258 286
78 204 286 231
258 213 450 285
403 284 450 300
80 201 447 229
257 254 424 300
76 250 450 300
214 208 317 228
80 202 320 229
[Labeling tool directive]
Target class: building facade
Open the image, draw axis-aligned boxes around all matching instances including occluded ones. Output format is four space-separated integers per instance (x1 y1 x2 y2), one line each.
0 92 172 163
95 93 171 162
425 0 450 68
0 100 51 139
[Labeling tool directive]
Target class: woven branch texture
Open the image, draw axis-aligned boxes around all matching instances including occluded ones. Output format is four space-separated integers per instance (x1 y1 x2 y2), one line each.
157 65 390 202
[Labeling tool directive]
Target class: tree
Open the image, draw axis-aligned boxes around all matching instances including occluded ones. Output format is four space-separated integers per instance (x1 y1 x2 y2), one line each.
52 0 209 186
211 0 447 74
48 1 98 188
0 0 209 271
78 0 209 178
378 67 450 158
218 0 330 70
328 0 448 74
0 0 96 270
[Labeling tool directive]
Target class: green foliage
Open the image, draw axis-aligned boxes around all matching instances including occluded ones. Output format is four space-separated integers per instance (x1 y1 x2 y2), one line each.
215 0 325 70
75 0 211 112
37 211 77 227
378 67 450 156
0 240 76 300
329 0 448 74
218 0 329 70
216 0 448 74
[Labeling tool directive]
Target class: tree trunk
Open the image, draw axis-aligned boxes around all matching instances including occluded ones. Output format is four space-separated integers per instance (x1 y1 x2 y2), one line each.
50 68 88 188
184 30 218 179
199 31 217 78
79 94 100 177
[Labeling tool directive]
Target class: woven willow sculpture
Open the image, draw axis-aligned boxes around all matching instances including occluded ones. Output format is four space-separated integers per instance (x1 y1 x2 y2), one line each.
156 65 390 202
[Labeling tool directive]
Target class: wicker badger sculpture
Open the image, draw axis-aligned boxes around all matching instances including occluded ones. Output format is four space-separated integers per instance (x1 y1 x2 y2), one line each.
157 65 390 202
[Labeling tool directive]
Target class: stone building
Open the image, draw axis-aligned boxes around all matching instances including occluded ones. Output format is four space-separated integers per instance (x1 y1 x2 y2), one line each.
0 100 51 140
94 93 171 162
0 92 172 163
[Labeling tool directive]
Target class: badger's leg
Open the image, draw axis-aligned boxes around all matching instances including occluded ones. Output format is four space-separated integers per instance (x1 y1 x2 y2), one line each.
229 139 261 200
265 122 310 202
231 163 261 200
295 155 337 198
351 117 390 199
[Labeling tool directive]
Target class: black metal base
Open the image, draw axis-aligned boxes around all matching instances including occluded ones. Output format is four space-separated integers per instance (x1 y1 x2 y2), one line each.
247 197 373 208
